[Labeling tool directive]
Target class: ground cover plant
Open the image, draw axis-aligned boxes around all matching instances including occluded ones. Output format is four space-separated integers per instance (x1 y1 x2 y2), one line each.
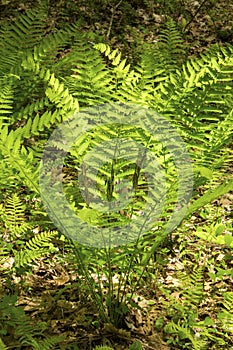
0 2 233 349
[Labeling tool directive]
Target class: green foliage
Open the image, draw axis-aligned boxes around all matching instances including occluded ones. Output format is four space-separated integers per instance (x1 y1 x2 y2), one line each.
195 221 233 247
93 346 114 350
0 194 57 272
159 234 233 350
13 230 58 268
185 179 233 218
217 292 233 334
128 341 143 350
162 264 232 349
0 295 63 349
0 337 7 350
0 193 31 238
92 342 142 350
0 4 232 349
137 18 186 77
0 6 232 206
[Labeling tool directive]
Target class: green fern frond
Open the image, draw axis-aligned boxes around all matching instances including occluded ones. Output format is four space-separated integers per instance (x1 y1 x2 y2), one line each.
186 177 233 218
0 295 63 350
0 338 7 349
94 42 131 77
20 334 63 350
13 230 58 268
34 22 80 69
135 18 186 103
1 193 31 238
0 5 48 75
0 135 40 193
0 75 18 125
148 43 233 201
3 193 25 223
93 42 142 104
165 320 209 350
20 54 79 113
178 265 205 307
68 44 114 106
217 292 233 333
63 103 187 242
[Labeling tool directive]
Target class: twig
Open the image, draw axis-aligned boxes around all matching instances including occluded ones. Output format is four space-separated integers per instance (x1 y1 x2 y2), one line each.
184 0 209 32
106 0 123 40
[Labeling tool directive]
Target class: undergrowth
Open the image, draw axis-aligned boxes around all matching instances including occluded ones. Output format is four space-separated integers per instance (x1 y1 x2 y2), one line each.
0 3 232 349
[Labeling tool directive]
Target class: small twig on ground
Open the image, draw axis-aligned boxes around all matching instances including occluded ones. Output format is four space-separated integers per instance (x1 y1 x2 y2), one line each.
184 0 209 32
106 0 123 40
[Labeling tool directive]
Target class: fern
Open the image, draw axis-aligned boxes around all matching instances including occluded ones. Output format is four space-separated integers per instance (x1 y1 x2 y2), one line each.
94 42 131 79
162 265 205 320
13 230 58 268
0 74 19 126
1 193 30 238
0 295 63 350
162 260 232 349
92 342 142 350
0 338 7 350
165 320 209 350
0 194 57 268
0 6 233 342
133 18 186 105
0 130 40 193
1 8 231 210
185 178 233 218
159 44 233 165
217 292 233 333
0 6 48 75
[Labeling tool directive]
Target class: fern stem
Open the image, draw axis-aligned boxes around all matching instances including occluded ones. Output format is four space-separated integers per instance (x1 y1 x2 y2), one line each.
69 239 109 322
